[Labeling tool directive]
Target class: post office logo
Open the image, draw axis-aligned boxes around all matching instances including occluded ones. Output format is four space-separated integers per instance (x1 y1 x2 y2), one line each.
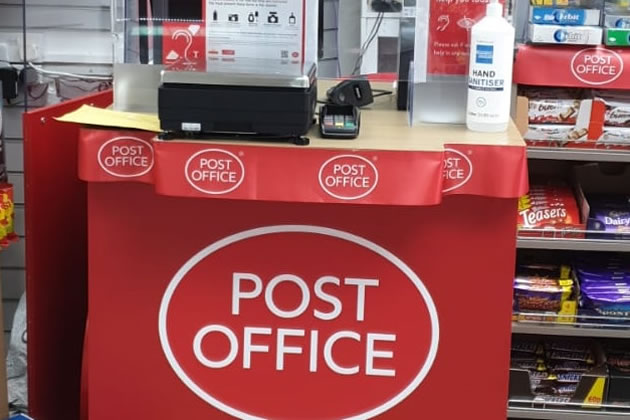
318 155 379 201
442 149 473 193
571 48 624 86
185 149 245 195
97 137 154 178
159 225 439 420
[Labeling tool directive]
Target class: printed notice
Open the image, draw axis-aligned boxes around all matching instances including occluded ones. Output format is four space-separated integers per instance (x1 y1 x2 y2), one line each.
415 0 500 81
205 0 305 61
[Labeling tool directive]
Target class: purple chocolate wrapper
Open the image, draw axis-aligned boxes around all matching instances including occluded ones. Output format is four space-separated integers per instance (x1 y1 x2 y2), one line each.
587 208 630 240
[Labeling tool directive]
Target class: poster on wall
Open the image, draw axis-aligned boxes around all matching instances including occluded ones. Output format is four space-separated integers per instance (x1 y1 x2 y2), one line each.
205 0 305 62
163 0 317 71
413 0 503 82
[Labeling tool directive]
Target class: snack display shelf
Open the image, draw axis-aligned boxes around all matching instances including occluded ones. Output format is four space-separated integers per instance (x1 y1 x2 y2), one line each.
527 147 630 163
512 313 630 338
508 406 630 419
517 238 630 252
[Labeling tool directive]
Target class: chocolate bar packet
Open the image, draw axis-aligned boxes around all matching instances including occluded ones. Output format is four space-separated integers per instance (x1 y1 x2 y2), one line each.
594 92 630 127
599 127 630 145
534 383 578 396
587 208 630 240
517 264 571 279
607 355 630 368
514 289 564 312
513 340 543 354
547 350 595 364
581 292 630 318
544 341 590 353
557 372 584 383
533 395 571 404
529 99 581 125
512 351 542 362
547 360 591 372
514 360 547 371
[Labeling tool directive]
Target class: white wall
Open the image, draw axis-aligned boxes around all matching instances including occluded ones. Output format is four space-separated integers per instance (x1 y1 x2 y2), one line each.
0 0 112 347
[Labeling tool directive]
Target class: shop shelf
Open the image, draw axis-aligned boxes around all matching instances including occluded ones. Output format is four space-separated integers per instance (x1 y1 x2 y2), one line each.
508 406 630 419
527 147 630 163
517 237 630 252
512 315 630 339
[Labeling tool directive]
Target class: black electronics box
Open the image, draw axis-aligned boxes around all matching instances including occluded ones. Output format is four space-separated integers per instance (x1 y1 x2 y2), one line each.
159 60 317 137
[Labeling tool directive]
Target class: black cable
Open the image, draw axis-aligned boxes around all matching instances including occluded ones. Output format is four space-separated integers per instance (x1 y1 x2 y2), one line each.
22 0 27 109
352 12 384 76
352 13 383 75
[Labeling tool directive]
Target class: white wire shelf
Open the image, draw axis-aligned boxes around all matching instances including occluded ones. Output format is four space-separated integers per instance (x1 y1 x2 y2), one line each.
512 312 630 339
508 406 630 419
517 229 630 252
527 147 630 163
517 237 630 252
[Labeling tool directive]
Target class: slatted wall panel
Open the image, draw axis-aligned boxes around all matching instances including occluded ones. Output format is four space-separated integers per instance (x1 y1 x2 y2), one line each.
0 0 112 343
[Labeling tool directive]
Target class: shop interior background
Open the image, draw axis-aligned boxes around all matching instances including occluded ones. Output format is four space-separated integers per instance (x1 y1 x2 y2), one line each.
0 0 356 349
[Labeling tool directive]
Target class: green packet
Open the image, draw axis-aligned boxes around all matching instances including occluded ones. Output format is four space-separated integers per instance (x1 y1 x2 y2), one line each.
606 28 630 46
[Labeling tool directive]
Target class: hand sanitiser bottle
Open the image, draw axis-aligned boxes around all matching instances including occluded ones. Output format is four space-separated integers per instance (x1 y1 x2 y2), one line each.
466 0 515 133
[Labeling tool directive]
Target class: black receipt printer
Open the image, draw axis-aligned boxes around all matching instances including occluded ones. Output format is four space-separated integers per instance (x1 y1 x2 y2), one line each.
158 59 317 137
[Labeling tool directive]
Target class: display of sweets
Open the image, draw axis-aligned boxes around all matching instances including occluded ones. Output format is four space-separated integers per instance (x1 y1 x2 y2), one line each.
593 91 630 144
514 263 574 313
511 338 597 401
605 344 630 372
0 183 16 249
576 256 630 319
586 195 630 240
520 87 592 144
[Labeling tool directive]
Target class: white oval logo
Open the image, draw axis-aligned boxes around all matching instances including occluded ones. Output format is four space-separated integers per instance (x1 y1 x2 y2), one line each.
442 149 473 193
159 225 439 420
318 155 379 201
185 149 245 195
570 48 624 86
97 136 154 178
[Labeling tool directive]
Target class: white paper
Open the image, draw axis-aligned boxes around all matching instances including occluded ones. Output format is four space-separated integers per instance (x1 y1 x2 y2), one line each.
206 0 312 62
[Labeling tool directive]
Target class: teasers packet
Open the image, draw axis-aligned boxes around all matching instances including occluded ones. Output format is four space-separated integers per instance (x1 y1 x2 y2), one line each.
518 184 581 231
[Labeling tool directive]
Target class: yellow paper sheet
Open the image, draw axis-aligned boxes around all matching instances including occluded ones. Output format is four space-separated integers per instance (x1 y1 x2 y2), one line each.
56 105 161 132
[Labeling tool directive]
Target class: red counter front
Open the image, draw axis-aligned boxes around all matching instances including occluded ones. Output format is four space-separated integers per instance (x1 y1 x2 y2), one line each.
76 114 527 420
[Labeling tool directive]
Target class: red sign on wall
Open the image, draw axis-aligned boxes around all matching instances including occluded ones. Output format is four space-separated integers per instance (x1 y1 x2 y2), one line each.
427 0 501 76
159 226 439 419
163 22 206 71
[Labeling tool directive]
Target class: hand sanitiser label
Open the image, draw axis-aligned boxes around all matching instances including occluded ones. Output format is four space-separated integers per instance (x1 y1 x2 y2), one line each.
466 0 515 132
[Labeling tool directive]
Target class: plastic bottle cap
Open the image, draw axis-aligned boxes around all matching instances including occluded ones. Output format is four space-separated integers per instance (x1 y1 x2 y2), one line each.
486 0 503 17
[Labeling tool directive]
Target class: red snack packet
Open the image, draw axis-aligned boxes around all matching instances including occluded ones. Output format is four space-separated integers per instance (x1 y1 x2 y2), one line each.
518 184 581 230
